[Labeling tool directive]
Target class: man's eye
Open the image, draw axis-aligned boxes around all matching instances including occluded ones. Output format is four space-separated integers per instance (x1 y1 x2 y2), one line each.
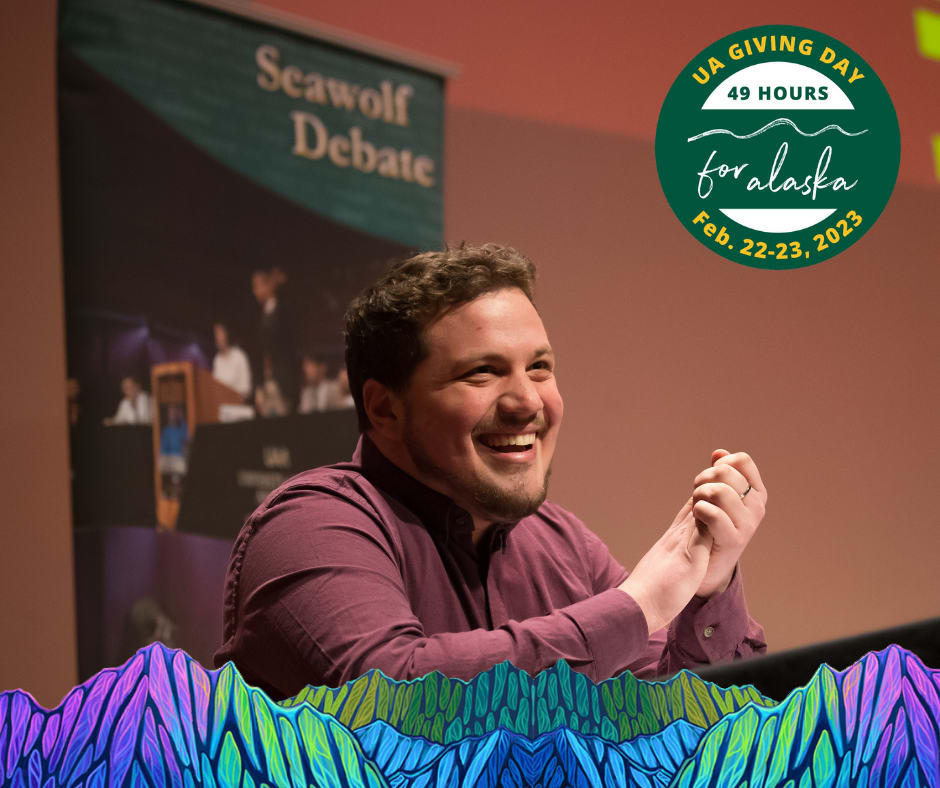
529 361 553 372
464 365 495 378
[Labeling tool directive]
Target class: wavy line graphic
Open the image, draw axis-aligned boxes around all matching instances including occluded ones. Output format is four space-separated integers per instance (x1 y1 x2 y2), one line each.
686 117 869 142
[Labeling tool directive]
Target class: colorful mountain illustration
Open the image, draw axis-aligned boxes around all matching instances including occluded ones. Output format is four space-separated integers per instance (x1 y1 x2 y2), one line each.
1 643 937 787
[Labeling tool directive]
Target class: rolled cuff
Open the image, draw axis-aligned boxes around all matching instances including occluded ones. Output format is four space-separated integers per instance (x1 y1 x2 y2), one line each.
670 565 749 664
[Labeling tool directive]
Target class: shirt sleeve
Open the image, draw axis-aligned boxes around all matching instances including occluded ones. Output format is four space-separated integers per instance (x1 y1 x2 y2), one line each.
219 486 652 696
578 519 766 679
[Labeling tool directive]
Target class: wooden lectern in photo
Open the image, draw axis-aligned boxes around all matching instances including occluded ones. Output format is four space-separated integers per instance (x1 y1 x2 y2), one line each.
150 361 244 529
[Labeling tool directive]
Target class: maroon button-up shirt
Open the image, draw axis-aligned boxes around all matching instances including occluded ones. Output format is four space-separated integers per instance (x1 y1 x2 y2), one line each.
215 436 765 698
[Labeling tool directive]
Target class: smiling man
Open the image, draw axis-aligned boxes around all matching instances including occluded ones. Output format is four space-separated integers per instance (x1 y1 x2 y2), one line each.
215 244 766 698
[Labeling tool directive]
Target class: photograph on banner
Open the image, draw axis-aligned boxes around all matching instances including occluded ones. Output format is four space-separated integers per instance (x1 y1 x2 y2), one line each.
57 0 445 677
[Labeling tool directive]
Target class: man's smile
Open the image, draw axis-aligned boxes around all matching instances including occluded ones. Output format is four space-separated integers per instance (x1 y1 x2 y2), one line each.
475 432 541 467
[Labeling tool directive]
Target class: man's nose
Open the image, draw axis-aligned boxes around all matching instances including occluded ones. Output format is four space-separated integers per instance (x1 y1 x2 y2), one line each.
498 371 542 418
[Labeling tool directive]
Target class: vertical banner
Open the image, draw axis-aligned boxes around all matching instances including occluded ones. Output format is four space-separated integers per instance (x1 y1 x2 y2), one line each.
57 0 448 677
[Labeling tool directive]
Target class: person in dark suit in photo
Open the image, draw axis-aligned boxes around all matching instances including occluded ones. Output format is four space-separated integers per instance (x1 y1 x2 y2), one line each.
251 267 298 414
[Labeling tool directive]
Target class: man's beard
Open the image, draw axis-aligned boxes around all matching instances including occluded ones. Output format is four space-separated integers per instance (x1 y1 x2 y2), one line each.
403 425 550 522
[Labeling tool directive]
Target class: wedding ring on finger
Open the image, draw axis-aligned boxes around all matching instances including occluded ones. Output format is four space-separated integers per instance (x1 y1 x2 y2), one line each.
740 484 752 500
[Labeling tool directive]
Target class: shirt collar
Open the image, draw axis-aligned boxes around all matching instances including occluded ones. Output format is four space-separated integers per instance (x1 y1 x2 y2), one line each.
354 435 473 540
354 434 523 552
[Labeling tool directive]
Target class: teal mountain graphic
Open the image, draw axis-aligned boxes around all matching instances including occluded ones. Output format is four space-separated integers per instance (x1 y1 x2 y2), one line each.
281 658 773 743
1 643 938 787
355 718 704 788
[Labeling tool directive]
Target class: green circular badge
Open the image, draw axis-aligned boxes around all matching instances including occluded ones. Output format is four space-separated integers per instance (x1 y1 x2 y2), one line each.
655 25 900 269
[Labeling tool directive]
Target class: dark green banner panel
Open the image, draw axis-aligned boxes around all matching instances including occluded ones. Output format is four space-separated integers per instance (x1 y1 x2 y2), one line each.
59 0 444 249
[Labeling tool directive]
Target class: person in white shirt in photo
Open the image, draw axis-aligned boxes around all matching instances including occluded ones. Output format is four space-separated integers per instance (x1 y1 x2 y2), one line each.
104 376 152 425
298 355 335 414
211 322 252 400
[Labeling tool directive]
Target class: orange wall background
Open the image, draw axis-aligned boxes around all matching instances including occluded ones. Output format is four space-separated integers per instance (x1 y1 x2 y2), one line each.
2 0 938 706
0 0 77 707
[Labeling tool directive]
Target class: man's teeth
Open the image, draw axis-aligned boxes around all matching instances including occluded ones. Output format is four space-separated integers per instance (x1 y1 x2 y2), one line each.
483 433 536 448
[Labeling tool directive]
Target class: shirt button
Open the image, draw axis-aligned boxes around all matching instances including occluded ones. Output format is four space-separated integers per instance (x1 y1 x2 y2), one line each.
703 626 715 639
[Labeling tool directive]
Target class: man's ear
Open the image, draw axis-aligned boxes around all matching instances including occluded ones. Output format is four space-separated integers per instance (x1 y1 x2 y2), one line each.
362 379 404 441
